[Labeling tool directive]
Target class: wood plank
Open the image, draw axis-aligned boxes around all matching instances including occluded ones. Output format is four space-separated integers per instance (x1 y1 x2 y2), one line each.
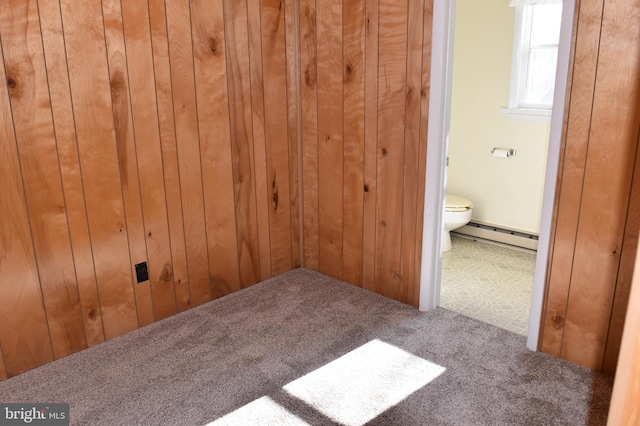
0 347 6 380
262 0 293 275
60 0 138 340
540 0 604 357
285 0 302 269
101 0 154 327
223 0 261 288
539 4 580 349
247 0 272 280
561 0 640 370
299 0 319 271
148 0 191 312
191 0 241 299
375 0 408 299
607 230 640 425
603 129 640 374
121 0 177 321
400 0 424 306
362 0 379 292
0 38 54 377
316 0 343 280
342 0 366 287
413 0 433 302
165 0 211 306
38 0 105 348
0 0 86 358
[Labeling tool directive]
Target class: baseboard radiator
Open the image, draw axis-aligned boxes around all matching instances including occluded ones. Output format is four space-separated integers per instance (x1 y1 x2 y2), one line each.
452 222 538 251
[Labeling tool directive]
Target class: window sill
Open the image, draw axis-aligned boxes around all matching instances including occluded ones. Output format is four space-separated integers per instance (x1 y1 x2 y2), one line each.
501 107 552 122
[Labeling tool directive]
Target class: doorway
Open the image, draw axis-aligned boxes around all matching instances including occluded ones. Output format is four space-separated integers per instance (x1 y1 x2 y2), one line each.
419 0 576 351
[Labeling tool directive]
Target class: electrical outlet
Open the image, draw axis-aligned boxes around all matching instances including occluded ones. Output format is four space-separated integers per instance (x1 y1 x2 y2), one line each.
135 262 149 283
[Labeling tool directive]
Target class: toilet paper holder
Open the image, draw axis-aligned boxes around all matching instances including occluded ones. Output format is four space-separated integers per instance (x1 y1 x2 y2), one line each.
491 148 517 158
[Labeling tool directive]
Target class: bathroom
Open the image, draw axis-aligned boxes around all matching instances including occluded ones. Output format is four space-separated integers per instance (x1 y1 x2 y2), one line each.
440 0 562 334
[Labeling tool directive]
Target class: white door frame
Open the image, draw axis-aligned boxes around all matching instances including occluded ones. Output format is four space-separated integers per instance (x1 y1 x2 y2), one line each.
419 0 576 351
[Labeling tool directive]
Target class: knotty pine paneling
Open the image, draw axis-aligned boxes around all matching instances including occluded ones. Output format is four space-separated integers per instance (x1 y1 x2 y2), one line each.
342 0 366 286
262 0 295 276
0 349 6 381
0 0 86 359
148 0 191 313
247 0 273 281
38 0 106 348
0 0 298 379
541 0 640 372
300 0 319 271
2 0 639 381
301 0 433 304
607 226 640 424
0 36 53 377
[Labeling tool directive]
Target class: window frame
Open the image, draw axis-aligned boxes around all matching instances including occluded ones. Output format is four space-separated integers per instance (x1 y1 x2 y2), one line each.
502 4 561 121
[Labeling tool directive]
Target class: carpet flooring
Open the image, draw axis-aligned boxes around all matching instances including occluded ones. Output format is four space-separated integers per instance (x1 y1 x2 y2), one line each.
0 269 612 425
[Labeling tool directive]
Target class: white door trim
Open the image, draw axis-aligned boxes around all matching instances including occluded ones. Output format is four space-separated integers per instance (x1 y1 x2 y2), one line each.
419 0 576 352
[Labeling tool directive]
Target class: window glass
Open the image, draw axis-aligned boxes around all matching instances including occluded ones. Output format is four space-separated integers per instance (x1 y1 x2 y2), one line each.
530 4 563 46
525 47 559 106
509 3 563 111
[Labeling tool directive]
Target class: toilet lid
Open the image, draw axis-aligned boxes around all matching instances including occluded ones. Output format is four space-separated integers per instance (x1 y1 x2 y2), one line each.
445 195 473 212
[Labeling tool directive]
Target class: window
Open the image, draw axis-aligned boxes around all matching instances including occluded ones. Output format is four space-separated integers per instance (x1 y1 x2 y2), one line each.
503 3 563 120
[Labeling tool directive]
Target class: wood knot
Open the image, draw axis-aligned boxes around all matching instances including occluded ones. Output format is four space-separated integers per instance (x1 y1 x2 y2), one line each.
88 309 97 321
160 264 172 282
208 37 221 57
381 220 387 227
6 78 16 89
551 314 564 330
407 87 413 101
148 232 152 237
381 148 388 156
304 67 315 88
325 136 331 142
364 184 369 193
345 64 353 74
272 174 279 210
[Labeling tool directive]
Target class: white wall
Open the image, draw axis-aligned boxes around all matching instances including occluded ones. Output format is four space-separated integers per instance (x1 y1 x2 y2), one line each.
447 0 550 234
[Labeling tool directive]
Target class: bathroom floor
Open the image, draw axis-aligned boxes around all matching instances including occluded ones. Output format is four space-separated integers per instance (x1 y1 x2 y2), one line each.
440 235 536 335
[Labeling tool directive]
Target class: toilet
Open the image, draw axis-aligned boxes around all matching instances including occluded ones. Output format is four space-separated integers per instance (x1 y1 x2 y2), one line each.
443 194 473 252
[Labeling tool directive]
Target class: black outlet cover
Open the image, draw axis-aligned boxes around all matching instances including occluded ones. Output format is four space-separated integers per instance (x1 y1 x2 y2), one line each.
135 262 149 283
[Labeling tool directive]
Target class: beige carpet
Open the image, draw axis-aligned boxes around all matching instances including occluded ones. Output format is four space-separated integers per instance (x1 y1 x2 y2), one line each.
0 269 612 425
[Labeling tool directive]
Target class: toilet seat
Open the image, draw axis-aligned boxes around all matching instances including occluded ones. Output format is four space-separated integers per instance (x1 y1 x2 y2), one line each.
445 195 473 212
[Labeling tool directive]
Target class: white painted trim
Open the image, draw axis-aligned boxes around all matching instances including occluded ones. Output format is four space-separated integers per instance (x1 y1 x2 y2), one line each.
419 0 577 354
419 0 455 311
526 0 576 351
501 107 552 122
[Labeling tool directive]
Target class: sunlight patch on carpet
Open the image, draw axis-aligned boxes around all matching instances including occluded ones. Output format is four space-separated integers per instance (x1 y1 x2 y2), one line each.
283 339 446 425
207 396 310 426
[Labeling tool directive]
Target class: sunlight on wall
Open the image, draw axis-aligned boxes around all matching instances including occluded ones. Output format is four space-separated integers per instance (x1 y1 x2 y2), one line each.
207 339 446 425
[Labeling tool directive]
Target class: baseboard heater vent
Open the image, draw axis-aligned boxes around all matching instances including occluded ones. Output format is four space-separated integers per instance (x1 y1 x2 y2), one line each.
452 222 538 251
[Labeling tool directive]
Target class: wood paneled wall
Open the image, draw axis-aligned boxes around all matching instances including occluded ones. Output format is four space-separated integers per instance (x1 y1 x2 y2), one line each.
0 0 299 378
540 0 640 372
607 222 640 424
299 0 433 306
2 0 638 381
